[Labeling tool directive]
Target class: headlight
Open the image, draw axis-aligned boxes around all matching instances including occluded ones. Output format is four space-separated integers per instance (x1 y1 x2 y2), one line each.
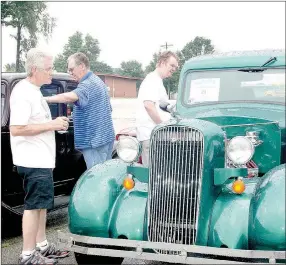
226 136 254 165
116 136 141 163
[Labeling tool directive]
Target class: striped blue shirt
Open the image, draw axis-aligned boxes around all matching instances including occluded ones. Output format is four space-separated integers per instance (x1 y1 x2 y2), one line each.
73 71 115 149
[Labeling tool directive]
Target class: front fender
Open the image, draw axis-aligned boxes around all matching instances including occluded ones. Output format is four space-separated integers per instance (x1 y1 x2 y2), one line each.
68 159 129 237
208 178 259 249
109 181 148 240
249 164 286 250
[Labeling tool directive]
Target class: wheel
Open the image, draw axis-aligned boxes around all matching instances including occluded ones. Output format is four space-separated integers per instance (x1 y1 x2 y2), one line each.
75 252 123 265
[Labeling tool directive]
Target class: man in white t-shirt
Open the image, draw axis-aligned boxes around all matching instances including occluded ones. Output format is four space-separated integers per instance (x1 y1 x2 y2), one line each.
136 51 179 166
9 48 70 264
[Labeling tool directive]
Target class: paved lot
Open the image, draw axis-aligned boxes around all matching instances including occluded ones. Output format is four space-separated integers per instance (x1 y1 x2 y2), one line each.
1 207 164 265
110 98 172 134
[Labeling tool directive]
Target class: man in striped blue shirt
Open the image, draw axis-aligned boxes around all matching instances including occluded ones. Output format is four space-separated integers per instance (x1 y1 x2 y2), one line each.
45 52 115 170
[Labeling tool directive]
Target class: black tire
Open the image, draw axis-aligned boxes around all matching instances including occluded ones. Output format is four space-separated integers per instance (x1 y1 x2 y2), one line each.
75 252 123 265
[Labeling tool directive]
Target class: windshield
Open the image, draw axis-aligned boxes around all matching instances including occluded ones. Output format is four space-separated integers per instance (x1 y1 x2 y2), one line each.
184 68 285 105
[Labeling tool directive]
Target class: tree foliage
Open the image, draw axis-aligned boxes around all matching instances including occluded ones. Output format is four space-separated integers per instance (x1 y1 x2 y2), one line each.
1 1 56 72
181 36 215 65
54 31 112 73
145 52 160 75
4 62 25 72
93 61 113 74
117 60 144 90
118 60 144 78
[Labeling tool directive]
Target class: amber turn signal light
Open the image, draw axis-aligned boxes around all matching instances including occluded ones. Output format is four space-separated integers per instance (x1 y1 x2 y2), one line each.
232 178 245 194
123 177 135 190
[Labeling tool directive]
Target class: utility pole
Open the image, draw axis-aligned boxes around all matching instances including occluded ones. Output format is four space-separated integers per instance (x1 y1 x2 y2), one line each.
160 42 173 51
160 42 173 99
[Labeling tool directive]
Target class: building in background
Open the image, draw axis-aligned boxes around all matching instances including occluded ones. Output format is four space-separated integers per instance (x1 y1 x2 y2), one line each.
95 73 143 98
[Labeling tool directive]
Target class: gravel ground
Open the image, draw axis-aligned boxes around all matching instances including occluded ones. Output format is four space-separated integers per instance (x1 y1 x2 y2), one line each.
1 207 164 265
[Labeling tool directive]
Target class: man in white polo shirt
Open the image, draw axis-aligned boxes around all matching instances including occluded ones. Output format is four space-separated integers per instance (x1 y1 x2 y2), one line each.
9 48 70 264
136 51 179 166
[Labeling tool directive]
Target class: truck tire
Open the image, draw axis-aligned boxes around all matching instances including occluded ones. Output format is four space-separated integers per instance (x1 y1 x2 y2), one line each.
75 253 123 265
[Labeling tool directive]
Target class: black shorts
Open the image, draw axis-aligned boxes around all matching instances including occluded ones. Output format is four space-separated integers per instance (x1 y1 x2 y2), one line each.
17 167 54 210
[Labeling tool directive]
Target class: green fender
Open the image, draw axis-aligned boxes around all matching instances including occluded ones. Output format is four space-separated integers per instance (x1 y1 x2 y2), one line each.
208 178 259 249
249 164 286 250
68 159 148 240
109 182 148 240
69 159 130 237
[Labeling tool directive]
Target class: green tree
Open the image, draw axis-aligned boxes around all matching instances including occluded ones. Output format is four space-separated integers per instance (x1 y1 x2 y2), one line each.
119 60 144 78
118 60 144 91
4 62 25 72
93 61 113 74
145 52 160 75
181 36 215 65
54 31 110 73
1 1 56 72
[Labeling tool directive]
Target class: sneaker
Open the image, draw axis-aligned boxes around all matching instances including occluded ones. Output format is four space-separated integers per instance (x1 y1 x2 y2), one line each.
19 250 58 264
39 243 70 259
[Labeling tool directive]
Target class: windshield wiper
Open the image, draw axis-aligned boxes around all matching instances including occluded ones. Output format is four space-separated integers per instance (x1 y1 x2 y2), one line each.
261 56 277 67
238 56 278 73
238 68 264 72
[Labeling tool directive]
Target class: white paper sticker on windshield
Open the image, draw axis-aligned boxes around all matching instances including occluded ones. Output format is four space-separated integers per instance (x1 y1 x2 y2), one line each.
189 78 220 103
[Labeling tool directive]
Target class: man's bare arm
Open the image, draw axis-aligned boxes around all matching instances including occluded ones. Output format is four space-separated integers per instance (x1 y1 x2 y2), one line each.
10 117 70 137
45 92 78 104
144 101 162 124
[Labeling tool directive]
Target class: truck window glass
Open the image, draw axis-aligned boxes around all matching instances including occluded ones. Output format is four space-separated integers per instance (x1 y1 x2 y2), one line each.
40 84 60 118
187 68 285 104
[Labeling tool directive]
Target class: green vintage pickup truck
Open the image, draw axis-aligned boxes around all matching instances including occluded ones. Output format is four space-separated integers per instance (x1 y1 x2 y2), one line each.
58 49 286 264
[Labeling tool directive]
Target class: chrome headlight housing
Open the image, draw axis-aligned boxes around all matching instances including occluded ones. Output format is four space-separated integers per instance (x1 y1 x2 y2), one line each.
226 136 254 165
116 136 141 163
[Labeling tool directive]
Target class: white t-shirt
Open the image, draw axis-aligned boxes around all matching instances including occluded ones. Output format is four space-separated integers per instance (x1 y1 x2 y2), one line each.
136 70 169 141
9 79 56 168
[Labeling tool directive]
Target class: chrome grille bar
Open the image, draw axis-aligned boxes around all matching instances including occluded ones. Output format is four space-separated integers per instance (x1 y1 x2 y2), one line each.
148 126 204 252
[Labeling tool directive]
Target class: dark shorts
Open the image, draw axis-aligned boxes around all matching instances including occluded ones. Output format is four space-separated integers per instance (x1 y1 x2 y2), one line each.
17 167 54 210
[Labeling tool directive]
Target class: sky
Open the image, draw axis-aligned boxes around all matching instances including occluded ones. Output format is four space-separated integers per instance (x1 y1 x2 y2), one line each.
1 1 285 71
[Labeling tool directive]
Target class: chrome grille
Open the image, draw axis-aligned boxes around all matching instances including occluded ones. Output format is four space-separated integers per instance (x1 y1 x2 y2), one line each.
147 126 204 251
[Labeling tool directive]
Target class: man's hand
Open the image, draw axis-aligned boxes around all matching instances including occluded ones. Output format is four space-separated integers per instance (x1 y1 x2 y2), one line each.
49 116 70 131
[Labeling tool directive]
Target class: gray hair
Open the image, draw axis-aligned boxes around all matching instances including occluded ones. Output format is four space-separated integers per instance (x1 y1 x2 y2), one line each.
25 48 53 76
68 52 90 69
